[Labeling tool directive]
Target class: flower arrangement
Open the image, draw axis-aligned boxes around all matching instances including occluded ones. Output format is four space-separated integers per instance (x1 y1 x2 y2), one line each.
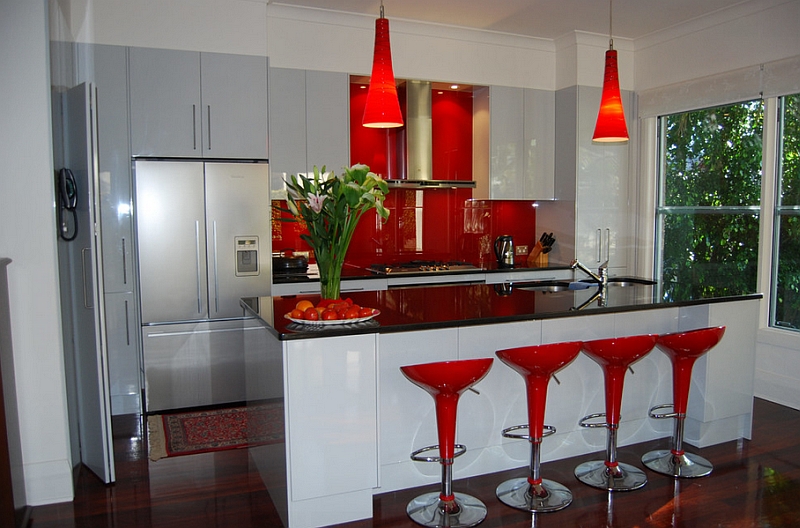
283 164 390 300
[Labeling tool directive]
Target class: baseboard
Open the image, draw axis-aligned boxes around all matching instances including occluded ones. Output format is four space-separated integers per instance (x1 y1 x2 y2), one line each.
755 368 800 411
23 459 73 506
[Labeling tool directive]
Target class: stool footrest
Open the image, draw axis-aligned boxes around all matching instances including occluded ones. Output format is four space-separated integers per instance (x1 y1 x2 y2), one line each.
501 424 556 440
649 403 681 419
579 412 611 429
410 443 466 463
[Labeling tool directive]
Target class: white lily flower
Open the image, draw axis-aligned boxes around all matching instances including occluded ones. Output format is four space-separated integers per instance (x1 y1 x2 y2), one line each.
307 193 326 213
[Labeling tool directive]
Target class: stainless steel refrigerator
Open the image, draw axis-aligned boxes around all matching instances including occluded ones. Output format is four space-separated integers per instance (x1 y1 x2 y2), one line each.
134 160 271 412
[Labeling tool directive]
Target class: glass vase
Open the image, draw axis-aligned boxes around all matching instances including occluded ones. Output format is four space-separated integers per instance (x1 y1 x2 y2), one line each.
317 250 344 301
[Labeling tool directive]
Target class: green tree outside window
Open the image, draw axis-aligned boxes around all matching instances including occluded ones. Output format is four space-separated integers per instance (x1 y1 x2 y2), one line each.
773 94 800 330
658 100 764 302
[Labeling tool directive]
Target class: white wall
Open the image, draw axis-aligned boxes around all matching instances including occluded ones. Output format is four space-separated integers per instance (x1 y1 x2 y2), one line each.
0 0 75 506
1 0 796 509
635 0 800 91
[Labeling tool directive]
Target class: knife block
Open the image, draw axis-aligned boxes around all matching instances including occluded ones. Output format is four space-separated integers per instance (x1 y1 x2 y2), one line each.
532 252 548 267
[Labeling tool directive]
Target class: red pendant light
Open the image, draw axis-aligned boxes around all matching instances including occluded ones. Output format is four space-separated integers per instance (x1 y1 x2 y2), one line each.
593 0 628 143
362 3 403 128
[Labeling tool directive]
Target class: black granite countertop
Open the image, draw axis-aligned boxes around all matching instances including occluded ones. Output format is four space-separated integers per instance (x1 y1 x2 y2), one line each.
242 281 761 341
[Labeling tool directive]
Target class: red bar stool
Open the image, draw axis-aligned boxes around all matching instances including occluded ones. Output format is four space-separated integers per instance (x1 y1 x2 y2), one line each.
495 341 582 512
574 334 658 491
642 326 726 478
401 358 494 528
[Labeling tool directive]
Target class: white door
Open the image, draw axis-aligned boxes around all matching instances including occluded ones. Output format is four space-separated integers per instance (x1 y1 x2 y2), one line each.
60 82 115 483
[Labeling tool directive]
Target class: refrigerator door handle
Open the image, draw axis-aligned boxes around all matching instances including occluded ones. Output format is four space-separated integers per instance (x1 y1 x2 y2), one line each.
195 220 203 314
212 220 219 314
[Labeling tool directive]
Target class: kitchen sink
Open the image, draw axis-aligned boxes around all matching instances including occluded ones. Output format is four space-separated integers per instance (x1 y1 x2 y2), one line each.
513 277 656 293
516 281 572 292
606 277 657 287
579 277 657 287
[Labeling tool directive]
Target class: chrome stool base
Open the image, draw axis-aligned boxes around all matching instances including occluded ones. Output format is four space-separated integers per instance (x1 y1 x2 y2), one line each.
406 491 487 528
496 477 572 512
642 450 713 478
574 460 647 491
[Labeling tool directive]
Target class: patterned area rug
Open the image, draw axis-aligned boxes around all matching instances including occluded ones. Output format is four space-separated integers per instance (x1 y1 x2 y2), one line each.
147 402 284 461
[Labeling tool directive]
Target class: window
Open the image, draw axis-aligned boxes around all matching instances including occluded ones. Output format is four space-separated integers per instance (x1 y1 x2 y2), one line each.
656 100 764 302
772 94 800 330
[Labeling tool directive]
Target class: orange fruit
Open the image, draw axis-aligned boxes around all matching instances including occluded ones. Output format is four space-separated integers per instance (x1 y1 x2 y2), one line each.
289 308 304 319
295 299 314 312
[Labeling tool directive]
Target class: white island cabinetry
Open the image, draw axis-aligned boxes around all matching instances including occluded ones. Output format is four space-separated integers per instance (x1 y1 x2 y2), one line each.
248 294 758 528
280 333 378 528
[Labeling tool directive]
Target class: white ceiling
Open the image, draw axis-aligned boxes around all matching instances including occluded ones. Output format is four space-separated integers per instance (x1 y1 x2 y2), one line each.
271 0 752 40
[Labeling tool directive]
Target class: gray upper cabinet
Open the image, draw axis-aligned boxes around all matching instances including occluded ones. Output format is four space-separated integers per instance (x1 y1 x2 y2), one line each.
523 88 555 200
268 67 307 195
129 48 267 159
305 70 349 174
268 68 349 198
474 85 555 200
78 44 135 294
199 53 268 159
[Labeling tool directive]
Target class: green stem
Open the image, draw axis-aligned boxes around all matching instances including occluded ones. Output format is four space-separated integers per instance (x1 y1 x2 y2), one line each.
318 209 365 300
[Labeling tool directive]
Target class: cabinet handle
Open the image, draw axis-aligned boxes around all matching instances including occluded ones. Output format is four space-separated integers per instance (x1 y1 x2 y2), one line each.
212 220 219 314
605 228 611 263
195 221 202 314
124 299 130 346
81 247 93 309
596 229 602 263
207 105 212 151
192 104 197 150
121 237 127 285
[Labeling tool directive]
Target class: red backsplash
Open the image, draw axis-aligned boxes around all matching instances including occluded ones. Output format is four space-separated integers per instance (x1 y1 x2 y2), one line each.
272 197 537 268
272 80 539 267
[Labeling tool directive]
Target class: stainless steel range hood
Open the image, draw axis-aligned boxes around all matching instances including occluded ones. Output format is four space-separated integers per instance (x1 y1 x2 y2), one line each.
385 80 476 189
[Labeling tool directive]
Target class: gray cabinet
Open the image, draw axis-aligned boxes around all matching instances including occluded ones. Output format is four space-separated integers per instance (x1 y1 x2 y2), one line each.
85 44 135 295
538 85 633 274
268 68 349 198
474 85 555 200
104 292 140 414
76 44 141 415
129 48 268 159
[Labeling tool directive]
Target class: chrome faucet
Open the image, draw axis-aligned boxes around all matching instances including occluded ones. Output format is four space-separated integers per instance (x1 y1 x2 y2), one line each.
571 259 609 285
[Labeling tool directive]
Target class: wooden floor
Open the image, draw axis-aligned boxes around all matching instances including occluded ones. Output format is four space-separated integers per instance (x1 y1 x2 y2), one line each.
29 398 800 528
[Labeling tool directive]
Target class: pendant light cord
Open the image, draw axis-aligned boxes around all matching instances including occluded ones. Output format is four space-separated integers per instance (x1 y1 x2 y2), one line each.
608 0 614 50
380 1 384 19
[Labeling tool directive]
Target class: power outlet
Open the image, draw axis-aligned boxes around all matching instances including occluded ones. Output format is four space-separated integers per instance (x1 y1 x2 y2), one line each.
516 245 529 255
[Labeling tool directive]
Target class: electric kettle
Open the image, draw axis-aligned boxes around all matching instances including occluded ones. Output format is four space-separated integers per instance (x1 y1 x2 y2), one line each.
494 235 515 267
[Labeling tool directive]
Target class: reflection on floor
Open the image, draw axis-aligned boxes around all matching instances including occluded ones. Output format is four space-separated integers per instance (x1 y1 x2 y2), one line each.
28 398 800 528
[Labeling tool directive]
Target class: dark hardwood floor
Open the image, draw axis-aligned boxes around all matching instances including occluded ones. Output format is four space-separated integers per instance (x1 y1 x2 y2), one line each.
29 398 800 527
